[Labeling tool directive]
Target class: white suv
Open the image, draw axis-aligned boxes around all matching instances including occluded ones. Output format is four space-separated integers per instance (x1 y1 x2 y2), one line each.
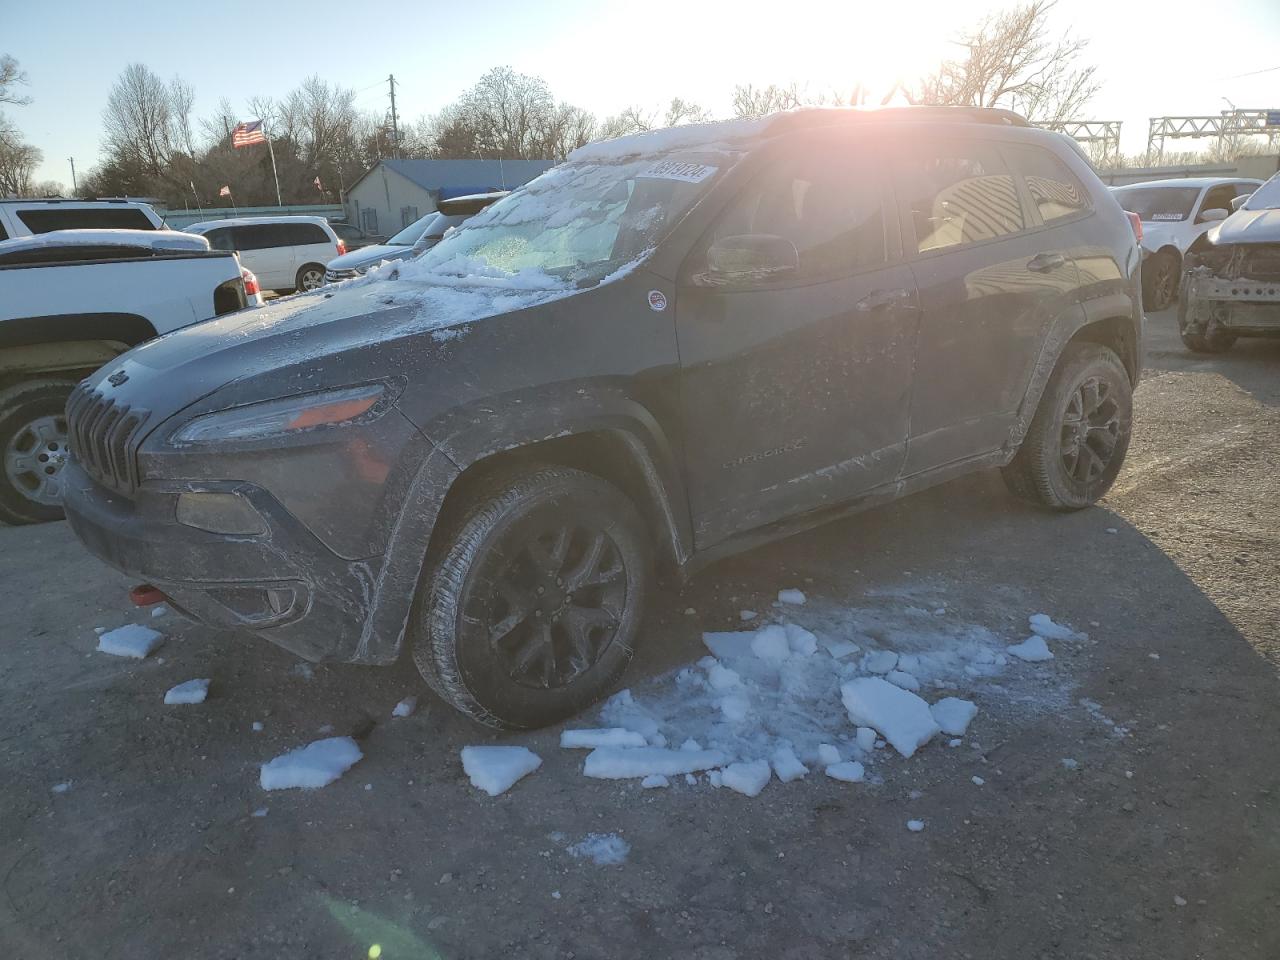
183 216 344 293
0 198 163 240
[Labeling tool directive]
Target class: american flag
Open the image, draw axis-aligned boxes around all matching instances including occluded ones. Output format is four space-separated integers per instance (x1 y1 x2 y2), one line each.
231 120 267 148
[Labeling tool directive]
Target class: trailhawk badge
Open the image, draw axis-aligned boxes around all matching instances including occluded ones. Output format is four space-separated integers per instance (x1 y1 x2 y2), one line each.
647 290 667 312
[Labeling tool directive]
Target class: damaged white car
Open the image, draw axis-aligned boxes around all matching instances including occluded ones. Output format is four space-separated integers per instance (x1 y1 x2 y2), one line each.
1178 171 1280 353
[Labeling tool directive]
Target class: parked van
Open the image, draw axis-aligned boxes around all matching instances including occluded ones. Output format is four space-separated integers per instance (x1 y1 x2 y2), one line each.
184 216 343 293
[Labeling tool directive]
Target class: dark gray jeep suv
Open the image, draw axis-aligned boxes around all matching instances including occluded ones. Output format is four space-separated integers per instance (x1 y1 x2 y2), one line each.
61 107 1142 729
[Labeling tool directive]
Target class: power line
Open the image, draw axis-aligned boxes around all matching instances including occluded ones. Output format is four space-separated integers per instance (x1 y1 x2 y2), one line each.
1215 64 1280 81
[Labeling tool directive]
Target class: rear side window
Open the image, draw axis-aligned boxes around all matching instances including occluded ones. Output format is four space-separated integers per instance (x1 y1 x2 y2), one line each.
1005 144 1090 224
282 222 331 245
705 150 887 281
233 224 286 250
16 207 156 234
897 142 1024 253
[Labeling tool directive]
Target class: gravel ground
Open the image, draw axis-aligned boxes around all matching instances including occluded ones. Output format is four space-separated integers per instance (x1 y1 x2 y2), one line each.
2 308 1278 959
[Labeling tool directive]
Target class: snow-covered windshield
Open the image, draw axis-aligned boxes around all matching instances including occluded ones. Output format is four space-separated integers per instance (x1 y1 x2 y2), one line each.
1110 186 1200 222
1243 172 1280 210
415 153 732 285
387 212 442 246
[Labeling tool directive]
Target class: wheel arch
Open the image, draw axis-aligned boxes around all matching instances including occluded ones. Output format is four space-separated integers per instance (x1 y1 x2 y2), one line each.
0 314 153 390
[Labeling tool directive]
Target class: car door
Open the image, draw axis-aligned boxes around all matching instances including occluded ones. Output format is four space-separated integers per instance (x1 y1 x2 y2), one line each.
891 134 1082 475
675 134 920 548
235 224 293 290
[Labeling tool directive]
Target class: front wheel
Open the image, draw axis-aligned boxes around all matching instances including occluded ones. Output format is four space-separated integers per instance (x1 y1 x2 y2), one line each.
412 465 651 729
0 379 77 525
295 264 325 292
1002 343 1133 510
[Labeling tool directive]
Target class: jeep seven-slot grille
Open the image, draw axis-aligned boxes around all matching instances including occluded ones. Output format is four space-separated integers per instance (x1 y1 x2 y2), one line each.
66 383 150 494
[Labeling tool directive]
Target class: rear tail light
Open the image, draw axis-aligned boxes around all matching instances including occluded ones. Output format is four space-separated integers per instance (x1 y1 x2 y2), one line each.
335 240 347 256
1124 211 1142 245
241 267 260 297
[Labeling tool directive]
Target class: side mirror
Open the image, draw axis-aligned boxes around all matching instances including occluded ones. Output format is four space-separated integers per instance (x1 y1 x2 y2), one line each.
698 234 799 286
1230 193 1251 212
1198 207 1229 223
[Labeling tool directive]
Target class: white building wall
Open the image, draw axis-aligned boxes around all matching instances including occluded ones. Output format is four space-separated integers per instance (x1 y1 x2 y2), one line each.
344 166 436 238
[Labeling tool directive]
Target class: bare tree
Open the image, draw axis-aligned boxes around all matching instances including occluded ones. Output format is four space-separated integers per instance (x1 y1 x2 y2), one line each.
1 54 30 105
103 64 176 178
169 77 198 157
915 1 1099 124
0 134 40 196
731 83 804 119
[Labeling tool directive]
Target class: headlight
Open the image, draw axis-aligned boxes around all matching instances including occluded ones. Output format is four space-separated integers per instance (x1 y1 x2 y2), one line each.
169 384 387 445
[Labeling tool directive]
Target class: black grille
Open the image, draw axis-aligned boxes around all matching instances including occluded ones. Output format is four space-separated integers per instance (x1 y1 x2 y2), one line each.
66 383 150 494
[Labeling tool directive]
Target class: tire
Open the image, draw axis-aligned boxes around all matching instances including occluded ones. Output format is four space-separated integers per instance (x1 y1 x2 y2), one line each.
411 465 652 730
1142 249 1179 311
295 264 325 292
0 378 77 525
1001 343 1133 511
1177 296 1236 353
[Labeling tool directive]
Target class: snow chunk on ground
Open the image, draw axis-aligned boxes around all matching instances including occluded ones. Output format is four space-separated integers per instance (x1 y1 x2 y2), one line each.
701 631 757 659
721 759 772 797
822 637 861 659
567 833 630 865
930 697 978 736
1029 614 1085 642
260 737 362 791
1061 757 1079 770
887 670 920 691
971 775 985 786
460 746 542 796
583 747 728 779
96 624 163 659
817 743 841 766
163 678 210 705
560 728 648 749
906 819 926 832
770 745 809 783
150 605 168 618
251 807 268 817
739 610 758 621
841 677 940 758
777 588 807 605
706 662 742 691
825 761 865 783
391 696 417 718
51 781 71 794
252 721 264 732
1008 635 1055 662
784 623 818 657
641 774 669 789
863 650 898 674
750 624 791 661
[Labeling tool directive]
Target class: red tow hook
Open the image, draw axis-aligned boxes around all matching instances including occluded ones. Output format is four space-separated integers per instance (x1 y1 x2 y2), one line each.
129 583 166 607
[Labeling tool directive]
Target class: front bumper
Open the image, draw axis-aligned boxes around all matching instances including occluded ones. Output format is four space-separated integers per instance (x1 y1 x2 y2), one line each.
1182 269 1280 336
61 459 379 662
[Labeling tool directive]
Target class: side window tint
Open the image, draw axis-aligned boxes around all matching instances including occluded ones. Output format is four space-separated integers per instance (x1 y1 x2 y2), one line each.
707 151 886 281
0 220 7 241
1006 144 1090 224
899 142 1024 253
204 228 234 251
238 225 279 250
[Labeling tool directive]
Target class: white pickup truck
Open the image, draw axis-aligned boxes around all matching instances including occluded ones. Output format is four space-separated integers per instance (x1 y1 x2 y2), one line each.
0 229 257 524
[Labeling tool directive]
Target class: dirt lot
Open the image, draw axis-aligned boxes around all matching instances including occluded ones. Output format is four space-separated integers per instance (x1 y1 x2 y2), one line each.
2 307 1278 960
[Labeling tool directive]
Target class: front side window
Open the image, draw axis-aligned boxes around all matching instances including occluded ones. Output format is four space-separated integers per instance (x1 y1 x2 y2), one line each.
898 142 1024 253
699 150 886 282
1199 185 1235 218
1005 144 1089 224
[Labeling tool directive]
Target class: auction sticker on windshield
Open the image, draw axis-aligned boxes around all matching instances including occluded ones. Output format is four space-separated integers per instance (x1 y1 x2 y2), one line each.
638 160 718 184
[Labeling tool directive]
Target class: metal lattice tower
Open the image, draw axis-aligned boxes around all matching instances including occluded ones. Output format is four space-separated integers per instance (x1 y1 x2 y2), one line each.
1147 110 1280 162
1045 120 1123 162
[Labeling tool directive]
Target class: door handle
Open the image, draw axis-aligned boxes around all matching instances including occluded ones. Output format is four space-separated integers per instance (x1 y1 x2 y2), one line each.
856 287 916 313
1027 252 1066 272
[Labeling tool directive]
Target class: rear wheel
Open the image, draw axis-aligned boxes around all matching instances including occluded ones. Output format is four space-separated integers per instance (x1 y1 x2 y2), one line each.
295 264 325 292
1142 249 1179 311
1001 344 1132 510
0 379 77 525
411 465 651 729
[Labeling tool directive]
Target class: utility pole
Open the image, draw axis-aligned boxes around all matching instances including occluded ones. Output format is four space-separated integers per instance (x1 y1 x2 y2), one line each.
68 157 77 195
388 74 400 160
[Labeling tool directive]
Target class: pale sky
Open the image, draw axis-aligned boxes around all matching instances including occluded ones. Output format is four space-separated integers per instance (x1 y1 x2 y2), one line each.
4 0 1279 187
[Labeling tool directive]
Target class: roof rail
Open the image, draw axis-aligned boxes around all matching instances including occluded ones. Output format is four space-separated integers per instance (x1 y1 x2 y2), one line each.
765 105 1032 136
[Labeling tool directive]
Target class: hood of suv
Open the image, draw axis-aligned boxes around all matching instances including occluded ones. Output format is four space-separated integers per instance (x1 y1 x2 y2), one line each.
1208 207 1280 246
326 243 414 273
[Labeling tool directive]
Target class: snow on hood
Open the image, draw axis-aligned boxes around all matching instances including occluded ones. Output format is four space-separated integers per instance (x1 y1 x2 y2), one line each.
1208 207 1280 246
